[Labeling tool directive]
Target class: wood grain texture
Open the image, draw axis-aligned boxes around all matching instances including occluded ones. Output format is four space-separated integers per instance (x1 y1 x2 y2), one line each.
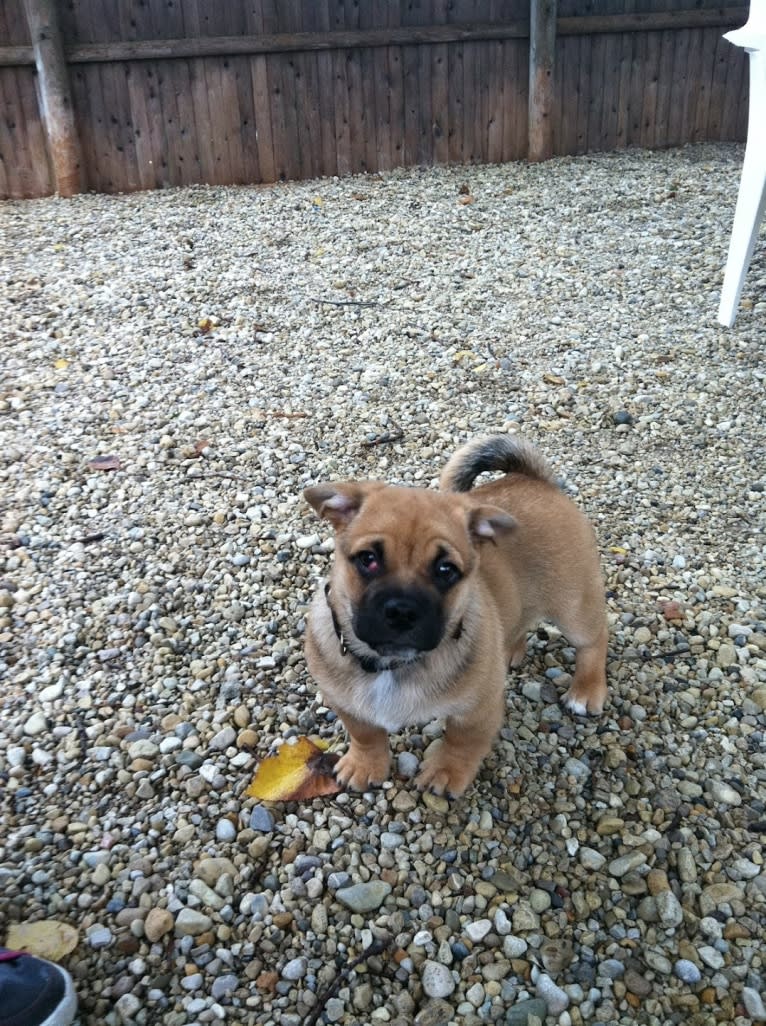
0 0 752 197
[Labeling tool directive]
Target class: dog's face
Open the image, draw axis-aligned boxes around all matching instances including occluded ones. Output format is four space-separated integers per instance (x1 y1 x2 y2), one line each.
304 482 514 661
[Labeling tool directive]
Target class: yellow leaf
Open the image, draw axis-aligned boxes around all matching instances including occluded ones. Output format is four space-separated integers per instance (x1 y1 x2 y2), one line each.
246 736 341 802
311 196 324 208
54 358 70 370
6 921 79 961
53 243 66 252
452 350 476 363
609 545 628 555
197 317 213 333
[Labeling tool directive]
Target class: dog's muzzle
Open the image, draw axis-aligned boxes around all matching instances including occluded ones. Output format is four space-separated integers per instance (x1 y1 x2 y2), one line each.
353 585 444 655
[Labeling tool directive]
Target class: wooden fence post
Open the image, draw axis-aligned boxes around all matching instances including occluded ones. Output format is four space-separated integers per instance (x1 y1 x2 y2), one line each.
528 0 557 161
24 0 83 195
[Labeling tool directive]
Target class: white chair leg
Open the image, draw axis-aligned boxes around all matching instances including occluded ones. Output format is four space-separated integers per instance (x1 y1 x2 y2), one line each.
718 51 766 327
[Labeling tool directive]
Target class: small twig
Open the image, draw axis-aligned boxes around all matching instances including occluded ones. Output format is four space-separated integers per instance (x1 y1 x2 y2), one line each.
190 471 254 483
303 939 391 1026
75 532 106 545
360 422 404 449
270 411 310 419
307 295 386 308
613 645 691 663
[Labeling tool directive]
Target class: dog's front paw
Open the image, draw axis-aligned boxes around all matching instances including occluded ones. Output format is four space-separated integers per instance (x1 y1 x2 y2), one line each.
562 680 607 716
415 743 477 798
334 747 390 791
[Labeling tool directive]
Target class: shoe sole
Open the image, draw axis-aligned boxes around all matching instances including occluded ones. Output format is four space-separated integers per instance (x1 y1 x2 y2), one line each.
40 963 78 1026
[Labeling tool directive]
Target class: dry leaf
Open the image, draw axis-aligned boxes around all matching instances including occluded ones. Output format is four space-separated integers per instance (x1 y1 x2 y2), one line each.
87 455 121 472
543 372 566 386
197 317 213 333
458 195 475 205
54 358 70 370
609 545 628 556
246 736 341 802
6 921 78 961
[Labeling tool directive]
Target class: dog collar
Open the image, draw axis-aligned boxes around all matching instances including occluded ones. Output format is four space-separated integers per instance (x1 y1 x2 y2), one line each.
324 583 385 673
323 583 462 674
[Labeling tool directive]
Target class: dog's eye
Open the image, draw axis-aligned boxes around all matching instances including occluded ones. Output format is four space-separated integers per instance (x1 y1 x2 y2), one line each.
434 559 462 588
354 550 382 576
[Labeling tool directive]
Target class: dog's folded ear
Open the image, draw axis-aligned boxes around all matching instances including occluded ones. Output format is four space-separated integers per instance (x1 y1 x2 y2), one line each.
468 504 516 543
304 481 385 529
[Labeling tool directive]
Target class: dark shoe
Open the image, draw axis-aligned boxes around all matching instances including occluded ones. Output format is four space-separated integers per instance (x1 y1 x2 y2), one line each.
0 948 77 1026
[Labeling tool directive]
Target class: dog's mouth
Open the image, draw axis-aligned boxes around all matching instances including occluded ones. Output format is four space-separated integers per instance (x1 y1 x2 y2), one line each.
364 642 423 662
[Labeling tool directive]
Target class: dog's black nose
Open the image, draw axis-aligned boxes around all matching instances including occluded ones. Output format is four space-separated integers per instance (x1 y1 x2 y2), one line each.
382 595 420 631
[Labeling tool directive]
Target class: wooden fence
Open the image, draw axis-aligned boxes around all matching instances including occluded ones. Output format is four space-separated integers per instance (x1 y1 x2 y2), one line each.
0 0 750 200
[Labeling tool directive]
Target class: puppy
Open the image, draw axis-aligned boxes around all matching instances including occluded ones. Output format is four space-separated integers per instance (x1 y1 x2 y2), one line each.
303 435 608 797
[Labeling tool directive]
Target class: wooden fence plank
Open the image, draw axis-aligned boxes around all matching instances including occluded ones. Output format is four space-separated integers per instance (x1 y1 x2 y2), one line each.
638 30 660 147
529 0 557 160
369 0 390 171
1 9 751 67
416 0 435 167
23 0 82 194
340 11 366 174
0 1 752 197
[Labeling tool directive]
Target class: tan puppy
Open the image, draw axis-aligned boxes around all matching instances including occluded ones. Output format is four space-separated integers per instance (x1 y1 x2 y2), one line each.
304 436 608 797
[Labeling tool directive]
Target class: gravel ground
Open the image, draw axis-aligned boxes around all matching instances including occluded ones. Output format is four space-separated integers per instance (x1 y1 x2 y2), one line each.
2 143 765 1026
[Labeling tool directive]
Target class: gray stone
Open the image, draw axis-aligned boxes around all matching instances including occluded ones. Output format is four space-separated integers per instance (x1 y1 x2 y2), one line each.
505 998 549 1026
335 881 391 913
23 712 48 737
503 935 528 959
115 994 142 1022
580 847 607 871
127 739 159 759
465 918 492 942
742 987 766 1022
421 960 455 999
698 945 725 970
655 889 684 928
397 752 420 778
250 805 275 832
674 959 702 984
414 998 455 1026
215 818 237 842
706 780 742 806
87 926 113 949
324 997 345 1022
535 974 569 1014
175 908 212 937
281 957 308 981
608 851 647 877
209 726 236 750
211 973 239 1000
529 888 552 913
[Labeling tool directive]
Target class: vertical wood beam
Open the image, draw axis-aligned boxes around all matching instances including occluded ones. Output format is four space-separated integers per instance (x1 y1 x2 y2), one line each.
528 0 557 161
24 0 83 195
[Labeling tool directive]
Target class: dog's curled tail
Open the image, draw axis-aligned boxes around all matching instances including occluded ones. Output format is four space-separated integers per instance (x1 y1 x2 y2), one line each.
440 435 555 493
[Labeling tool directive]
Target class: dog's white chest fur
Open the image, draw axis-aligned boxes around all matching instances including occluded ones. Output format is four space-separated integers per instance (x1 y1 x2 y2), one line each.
366 670 406 732
350 667 469 733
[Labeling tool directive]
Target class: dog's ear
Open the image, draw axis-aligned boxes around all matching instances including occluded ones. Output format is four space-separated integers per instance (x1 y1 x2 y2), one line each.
467 504 516 543
304 481 385 529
